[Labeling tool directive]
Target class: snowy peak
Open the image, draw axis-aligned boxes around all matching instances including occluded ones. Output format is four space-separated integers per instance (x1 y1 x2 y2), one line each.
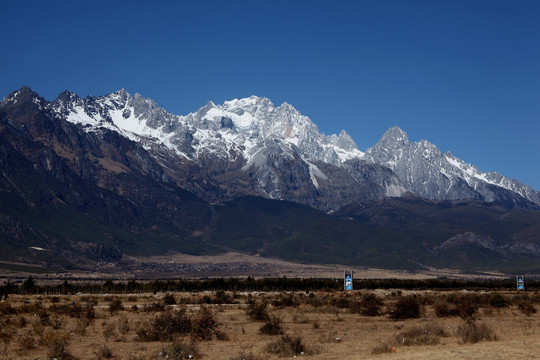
379 126 409 145
366 127 540 207
1 86 46 109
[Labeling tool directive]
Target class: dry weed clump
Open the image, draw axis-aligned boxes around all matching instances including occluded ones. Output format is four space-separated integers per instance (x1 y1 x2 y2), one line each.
117 315 130 335
137 306 219 342
161 339 200 360
42 329 71 359
191 306 218 340
389 296 421 320
264 334 306 357
0 323 14 351
102 321 117 341
394 323 449 346
0 302 16 316
94 344 114 359
350 293 384 316
456 319 497 344
514 295 537 316
246 300 269 321
16 330 37 353
108 298 124 314
259 315 285 335
371 342 397 355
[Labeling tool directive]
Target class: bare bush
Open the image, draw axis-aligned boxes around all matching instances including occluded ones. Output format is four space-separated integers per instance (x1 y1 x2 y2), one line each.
192 306 218 340
163 339 200 360
137 308 191 342
42 330 71 359
395 324 448 346
94 345 114 359
162 293 177 305
246 300 269 321
16 331 37 353
108 298 123 314
117 315 130 335
371 342 397 355
259 315 285 335
389 296 421 320
264 334 320 357
456 319 497 344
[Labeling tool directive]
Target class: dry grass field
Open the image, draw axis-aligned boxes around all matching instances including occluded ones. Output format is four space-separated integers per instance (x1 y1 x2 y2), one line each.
1 289 539 359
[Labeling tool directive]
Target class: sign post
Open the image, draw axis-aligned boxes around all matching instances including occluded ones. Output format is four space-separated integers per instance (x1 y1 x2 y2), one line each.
517 275 524 290
344 271 353 291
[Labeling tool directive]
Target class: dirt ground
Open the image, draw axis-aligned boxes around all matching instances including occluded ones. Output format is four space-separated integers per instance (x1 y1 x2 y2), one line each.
1 289 539 359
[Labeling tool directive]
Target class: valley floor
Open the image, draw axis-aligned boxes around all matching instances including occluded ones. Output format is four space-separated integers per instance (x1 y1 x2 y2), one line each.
0 252 509 281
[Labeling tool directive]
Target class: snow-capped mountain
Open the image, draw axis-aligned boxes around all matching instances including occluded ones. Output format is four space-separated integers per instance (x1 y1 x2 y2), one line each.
2 86 540 272
3 87 538 211
47 89 403 211
364 126 540 208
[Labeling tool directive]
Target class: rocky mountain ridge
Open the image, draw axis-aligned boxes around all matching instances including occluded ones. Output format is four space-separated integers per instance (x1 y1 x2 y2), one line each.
4 87 534 211
1 87 540 273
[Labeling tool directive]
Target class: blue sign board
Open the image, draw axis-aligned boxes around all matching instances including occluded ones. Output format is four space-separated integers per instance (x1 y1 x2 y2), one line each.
517 275 524 290
344 271 353 291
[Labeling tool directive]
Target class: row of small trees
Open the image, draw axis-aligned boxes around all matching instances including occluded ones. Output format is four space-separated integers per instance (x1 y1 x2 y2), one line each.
0 276 536 296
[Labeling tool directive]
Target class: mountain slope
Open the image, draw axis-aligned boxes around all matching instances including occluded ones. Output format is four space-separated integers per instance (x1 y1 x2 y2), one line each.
0 87 217 267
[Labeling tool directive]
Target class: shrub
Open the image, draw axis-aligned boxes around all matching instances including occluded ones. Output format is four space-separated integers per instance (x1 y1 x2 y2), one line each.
353 294 384 316
518 299 537 316
434 302 458 317
264 335 306 357
108 298 123 314
456 319 497 344
94 345 114 359
389 296 421 320
103 322 117 341
215 329 230 341
74 318 91 336
163 293 177 305
163 339 200 360
371 342 397 355
394 324 448 346
42 330 71 359
246 300 269 321
16 331 37 353
489 293 508 308
0 302 16 316
272 293 297 308
117 315 130 335
137 308 192 342
214 290 234 304
259 315 285 335
192 306 217 340
0 325 14 352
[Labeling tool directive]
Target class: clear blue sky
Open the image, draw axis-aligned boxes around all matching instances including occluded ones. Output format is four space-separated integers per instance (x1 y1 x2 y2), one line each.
2 0 539 189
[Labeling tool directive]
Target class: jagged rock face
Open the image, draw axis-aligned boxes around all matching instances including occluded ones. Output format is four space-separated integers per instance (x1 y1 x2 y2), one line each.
365 126 540 209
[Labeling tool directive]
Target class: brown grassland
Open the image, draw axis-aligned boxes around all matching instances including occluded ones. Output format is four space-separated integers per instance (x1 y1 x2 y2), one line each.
1 288 539 359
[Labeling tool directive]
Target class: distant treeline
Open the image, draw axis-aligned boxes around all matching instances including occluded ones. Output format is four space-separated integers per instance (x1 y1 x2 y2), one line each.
0 276 536 296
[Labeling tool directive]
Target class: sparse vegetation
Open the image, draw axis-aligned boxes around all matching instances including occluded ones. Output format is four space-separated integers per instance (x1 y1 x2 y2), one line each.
0 281 533 359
